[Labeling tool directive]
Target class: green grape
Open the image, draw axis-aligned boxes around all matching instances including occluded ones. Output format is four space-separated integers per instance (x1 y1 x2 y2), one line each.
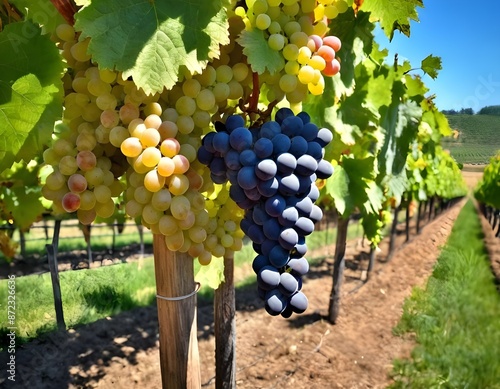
94 184 112 203
182 78 202 98
256 13 271 30
151 188 172 211
268 33 285 51
95 199 115 218
279 74 298 93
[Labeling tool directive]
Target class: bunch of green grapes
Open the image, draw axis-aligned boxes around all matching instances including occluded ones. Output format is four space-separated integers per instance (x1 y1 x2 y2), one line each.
201 184 245 264
43 27 130 224
235 0 346 102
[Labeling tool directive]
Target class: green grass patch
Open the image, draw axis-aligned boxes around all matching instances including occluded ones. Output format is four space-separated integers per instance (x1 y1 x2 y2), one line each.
390 200 500 388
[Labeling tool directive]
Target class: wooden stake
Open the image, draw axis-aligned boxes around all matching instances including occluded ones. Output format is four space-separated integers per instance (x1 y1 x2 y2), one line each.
153 234 201 389
214 254 236 389
328 215 349 324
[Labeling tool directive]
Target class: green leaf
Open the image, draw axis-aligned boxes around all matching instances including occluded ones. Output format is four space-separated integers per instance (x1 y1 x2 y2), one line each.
361 0 423 39
302 76 337 128
75 0 230 95
421 54 442 80
0 21 64 173
237 29 285 75
326 164 351 216
3 187 46 230
10 0 66 34
195 256 225 289
328 10 375 88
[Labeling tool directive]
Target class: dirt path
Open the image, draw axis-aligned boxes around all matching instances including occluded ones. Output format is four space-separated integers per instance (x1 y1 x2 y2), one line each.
1 201 466 389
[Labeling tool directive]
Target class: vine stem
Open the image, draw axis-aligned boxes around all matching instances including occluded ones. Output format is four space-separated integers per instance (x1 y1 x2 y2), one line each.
49 0 78 25
248 72 260 113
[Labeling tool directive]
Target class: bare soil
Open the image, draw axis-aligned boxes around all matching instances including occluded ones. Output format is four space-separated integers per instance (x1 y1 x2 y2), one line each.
3 199 487 389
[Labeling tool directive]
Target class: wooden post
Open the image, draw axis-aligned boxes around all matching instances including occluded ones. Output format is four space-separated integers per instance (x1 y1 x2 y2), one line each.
214 254 236 389
387 205 400 261
153 234 201 389
328 215 349 324
47 219 65 330
365 244 376 282
405 203 411 242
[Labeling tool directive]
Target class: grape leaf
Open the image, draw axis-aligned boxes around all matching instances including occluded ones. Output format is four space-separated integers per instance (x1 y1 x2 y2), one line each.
326 164 351 216
361 0 423 39
421 54 442 80
0 21 64 174
3 187 46 230
328 10 374 88
237 29 285 75
10 0 66 33
75 0 230 95
195 256 225 289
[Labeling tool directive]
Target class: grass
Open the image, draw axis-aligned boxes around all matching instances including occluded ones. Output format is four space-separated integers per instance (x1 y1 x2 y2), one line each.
390 200 500 388
0 219 364 349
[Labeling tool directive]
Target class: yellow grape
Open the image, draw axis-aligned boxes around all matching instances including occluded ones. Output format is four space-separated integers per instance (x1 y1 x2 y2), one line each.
160 138 180 157
144 114 162 129
121 137 143 158
77 209 96 225
144 169 166 192
125 199 143 218
170 195 191 220
168 174 189 196
165 230 184 251
94 184 112 203
141 147 162 167
151 188 172 211
158 215 178 236
142 204 163 225
157 157 175 177
94 199 114 218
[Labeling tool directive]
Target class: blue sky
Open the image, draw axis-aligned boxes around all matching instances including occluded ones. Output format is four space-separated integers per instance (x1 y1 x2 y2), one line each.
374 1 500 112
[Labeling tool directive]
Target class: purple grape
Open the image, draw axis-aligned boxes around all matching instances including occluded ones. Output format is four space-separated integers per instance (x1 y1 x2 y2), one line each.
212 132 230 154
262 218 281 240
202 132 216 153
247 223 265 244
289 136 308 157
229 184 247 203
281 115 303 137
287 257 309 276
279 272 299 296
252 254 270 273
252 204 271 225
309 204 323 223
279 228 299 250
254 138 274 159
269 245 289 267
197 145 213 165
244 187 262 201
272 134 291 155
278 174 300 195
276 153 297 174
230 127 253 151
307 141 323 160
210 172 227 185
261 239 277 256
294 217 315 236
290 291 308 313
255 159 277 180
308 184 320 202
295 196 313 216
297 111 311 125
265 195 286 217
278 206 299 228
301 122 318 141
257 177 279 197
296 154 318 176
257 266 281 290
315 128 333 147
225 114 245 132
224 149 241 170
316 159 334 179
275 107 294 124
240 149 258 166
260 120 281 139
237 166 258 189
265 289 287 315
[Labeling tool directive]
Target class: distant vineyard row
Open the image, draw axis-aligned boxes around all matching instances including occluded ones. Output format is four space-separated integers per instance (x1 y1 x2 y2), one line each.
444 114 500 164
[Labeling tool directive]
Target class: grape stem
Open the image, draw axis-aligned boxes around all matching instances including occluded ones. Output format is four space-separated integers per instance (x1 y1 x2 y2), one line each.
50 0 78 25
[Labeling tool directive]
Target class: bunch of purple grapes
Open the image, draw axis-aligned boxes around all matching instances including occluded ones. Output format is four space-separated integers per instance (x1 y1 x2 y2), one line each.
198 108 333 317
